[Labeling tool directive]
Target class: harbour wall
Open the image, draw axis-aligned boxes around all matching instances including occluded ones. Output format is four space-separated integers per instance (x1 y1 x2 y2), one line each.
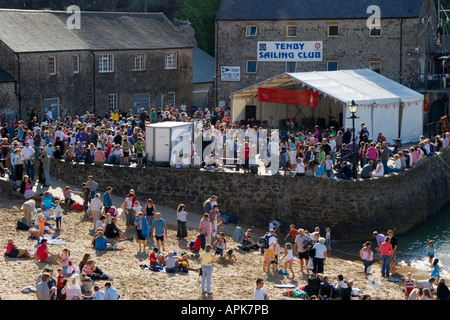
49 147 450 241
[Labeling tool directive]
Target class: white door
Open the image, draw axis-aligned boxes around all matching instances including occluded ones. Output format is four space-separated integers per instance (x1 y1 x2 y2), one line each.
154 128 171 162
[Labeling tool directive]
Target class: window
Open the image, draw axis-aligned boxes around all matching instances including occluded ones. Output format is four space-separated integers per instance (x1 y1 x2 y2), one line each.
73 55 79 74
327 61 338 71
108 94 117 110
286 25 297 37
369 27 382 37
246 60 257 74
133 53 146 71
99 54 114 73
285 62 296 72
245 25 257 37
369 61 381 73
48 56 56 75
165 52 177 69
327 25 339 37
167 92 176 107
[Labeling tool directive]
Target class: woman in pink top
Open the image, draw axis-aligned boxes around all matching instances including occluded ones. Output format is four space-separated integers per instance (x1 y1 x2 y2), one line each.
380 236 393 278
366 143 378 167
93 146 105 163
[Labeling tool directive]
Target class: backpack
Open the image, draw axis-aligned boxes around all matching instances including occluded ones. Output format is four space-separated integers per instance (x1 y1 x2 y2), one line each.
257 234 274 249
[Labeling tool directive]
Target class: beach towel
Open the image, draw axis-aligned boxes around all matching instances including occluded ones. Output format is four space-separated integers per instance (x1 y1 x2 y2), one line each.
134 216 150 239
38 236 68 245
232 226 244 244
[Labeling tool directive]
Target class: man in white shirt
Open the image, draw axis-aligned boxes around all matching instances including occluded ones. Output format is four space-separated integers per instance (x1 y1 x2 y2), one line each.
254 279 268 300
22 142 35 181
46 107 53 120
108 144 123 164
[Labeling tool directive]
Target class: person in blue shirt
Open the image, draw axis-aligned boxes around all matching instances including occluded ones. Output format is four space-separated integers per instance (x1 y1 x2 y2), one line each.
104 282 119 300
93 230 122 251
103 187 113 213
151 212 167 252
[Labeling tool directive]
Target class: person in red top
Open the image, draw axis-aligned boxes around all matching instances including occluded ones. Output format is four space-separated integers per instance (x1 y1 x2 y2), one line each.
34 239 62 264
241 142 250 173
149 247 159 266
284 224 298 244
380 236 393 278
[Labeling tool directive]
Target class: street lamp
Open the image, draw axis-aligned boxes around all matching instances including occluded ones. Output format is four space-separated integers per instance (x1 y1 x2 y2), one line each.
348 100 359 179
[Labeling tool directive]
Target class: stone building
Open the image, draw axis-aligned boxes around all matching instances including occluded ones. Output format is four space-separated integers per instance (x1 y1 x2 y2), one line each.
0 9 195 121
214 0 438 111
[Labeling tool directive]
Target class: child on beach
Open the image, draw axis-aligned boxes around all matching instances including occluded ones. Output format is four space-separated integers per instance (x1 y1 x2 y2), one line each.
63 186 77 209
61 248 71 276
55 200 62 231
284 224 298 244
94 286 105 300
225 249 237 261
272 238 280 272
325 227 332 252
213 232 226 258
186 234 202 256
404 272 415 299
36 211 46 238
280 243 295 277
426 240 435 264
430 258 443 280
56 268 66 300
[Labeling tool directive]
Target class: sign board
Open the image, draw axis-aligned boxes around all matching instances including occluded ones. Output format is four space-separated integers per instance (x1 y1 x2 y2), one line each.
257 41 323 62
221 66 241 81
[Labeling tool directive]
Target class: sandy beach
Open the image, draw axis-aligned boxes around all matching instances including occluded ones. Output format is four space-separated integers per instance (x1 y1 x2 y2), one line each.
0 176 442 301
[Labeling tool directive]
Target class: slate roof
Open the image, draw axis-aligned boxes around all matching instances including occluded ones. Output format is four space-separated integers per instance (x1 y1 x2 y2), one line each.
193 47 215 84
0 68 15 83
0 9 194 53
216 0 426 21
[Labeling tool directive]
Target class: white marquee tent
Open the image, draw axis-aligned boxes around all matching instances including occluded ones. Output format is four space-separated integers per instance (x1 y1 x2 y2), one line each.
230 69 424 143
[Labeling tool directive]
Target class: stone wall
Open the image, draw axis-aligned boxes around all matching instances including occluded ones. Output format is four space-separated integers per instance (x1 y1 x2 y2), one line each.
49 148 450 241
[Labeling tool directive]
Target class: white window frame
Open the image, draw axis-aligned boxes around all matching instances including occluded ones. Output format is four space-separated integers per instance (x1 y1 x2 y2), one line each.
286 25 298 37
99 54 114 73
327 25 339 37
73 55 80 74
167 92 176 108
369 27 382 38
369 61 381 74
133 53 146 71
48 56 56 75
108 94 118 110
327 61 339 71
165 52 177 69
246 60 257 74
285 61 297 72
245 25 257 37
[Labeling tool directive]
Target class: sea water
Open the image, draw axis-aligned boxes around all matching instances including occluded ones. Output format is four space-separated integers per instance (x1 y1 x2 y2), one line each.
332 203 450 278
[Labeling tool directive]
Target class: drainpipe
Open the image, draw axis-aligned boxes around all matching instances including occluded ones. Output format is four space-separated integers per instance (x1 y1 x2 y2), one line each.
90 50 96 114
15 52 22 120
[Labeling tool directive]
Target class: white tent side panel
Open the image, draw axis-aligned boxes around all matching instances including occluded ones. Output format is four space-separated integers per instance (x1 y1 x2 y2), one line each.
231 97 249 123
372 106 400 143
400 101 424 144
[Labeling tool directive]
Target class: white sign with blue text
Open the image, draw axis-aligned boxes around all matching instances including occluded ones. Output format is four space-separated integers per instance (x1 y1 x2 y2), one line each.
221 66 241 82
257 41 323 62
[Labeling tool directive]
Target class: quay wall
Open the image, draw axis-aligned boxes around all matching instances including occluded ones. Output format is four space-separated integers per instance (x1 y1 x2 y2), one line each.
49 148 450 241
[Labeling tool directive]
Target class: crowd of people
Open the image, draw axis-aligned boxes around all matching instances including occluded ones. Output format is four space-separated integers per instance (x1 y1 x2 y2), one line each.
2 105 449 301
1 104 449 185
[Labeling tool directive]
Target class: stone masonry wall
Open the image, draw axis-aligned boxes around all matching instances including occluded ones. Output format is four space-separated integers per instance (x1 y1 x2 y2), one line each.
50 148 450 242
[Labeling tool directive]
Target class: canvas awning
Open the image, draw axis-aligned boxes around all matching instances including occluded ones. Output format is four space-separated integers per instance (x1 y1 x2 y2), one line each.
230 69 424 143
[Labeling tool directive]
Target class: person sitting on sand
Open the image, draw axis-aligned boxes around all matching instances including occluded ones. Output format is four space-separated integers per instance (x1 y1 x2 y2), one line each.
4 238 33 259
34 238 62 264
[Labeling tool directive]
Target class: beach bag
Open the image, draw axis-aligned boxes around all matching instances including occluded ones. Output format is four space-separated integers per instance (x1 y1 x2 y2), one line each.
17 219 29 230
257 234 274 249
72 202 83 212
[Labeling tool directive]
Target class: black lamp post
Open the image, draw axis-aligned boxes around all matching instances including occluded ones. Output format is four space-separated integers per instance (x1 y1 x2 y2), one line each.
348 100 359 179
